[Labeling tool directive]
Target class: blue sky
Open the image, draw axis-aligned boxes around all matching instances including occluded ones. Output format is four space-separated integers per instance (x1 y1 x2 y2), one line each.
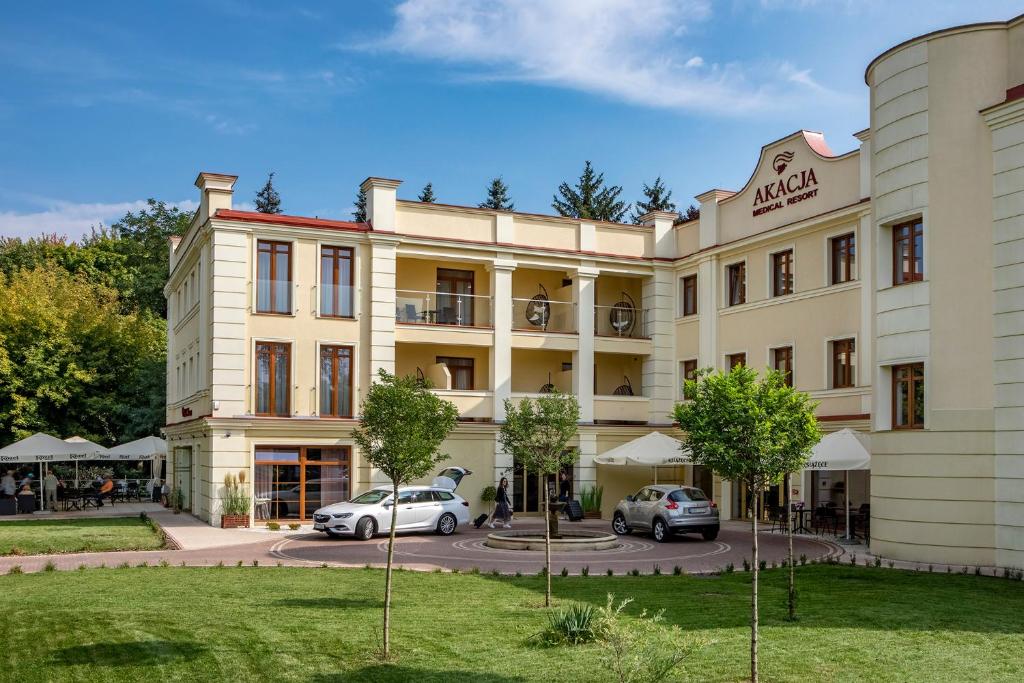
0 0 1018 238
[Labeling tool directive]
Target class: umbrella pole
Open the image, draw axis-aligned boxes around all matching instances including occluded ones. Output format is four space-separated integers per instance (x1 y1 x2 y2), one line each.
845 470 850 541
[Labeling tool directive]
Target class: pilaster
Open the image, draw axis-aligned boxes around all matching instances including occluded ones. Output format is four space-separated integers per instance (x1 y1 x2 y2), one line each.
642 265 675 424
489 259 516 421
573 266 598 423
368 234 400 377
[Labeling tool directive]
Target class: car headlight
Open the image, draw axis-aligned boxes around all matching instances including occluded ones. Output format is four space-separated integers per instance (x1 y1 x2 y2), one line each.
332 512 353 519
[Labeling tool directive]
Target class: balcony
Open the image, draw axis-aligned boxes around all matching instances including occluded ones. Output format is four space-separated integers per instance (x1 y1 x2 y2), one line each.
511 298 576 333
396 290 493 328
594 304 648 338
594 395 649 423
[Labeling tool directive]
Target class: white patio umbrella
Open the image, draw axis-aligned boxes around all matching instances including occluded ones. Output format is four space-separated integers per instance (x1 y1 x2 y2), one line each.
594 431 693 484
64 436 113 488
804 428 871 540
108 436 167 491
0 433 107 509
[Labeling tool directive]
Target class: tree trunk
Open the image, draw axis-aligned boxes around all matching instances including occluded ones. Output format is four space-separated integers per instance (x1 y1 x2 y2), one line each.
786 473 796 621
751 488 759 683
543 478 551 607
382 482 399 659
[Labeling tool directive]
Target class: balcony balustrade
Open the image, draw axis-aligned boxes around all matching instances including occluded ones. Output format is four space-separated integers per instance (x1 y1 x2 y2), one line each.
395 290 493 328
510 298 576 333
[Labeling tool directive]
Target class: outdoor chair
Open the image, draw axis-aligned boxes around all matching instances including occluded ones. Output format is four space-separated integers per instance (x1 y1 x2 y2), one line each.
126 482 141 502
768 505 787 533
17 494 35 514
812 506 838 536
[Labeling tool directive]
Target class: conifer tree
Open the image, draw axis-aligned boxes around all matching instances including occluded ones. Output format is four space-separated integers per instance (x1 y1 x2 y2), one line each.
254 172 282 214
479 176 515 211
680 204 700 223
552 161 628 222
353 187 367 223
418 182 436 203
631 176 676 224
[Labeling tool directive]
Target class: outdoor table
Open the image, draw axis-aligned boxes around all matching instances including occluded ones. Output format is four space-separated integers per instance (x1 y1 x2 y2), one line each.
790 508 813 534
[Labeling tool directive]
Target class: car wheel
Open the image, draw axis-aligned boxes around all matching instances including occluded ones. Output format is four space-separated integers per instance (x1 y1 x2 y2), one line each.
652 518 670 543
325 529 344 538
436 513 457 536
355 517 376 541
612 513 631 535
701 527 719 541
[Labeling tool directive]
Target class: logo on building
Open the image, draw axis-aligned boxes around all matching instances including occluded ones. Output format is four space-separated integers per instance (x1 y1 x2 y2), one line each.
773 151 795 175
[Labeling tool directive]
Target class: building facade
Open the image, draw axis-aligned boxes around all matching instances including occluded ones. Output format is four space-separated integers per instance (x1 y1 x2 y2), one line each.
165 14 1024 569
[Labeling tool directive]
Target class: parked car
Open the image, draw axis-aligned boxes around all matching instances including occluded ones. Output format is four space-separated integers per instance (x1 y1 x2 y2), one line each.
311 467 471 540
611 485 719 542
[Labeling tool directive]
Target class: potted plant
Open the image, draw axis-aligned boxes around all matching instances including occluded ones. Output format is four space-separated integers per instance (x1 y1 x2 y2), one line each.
171 487 184 514
579 485 603 519
220 471 250 528
481 485 497 517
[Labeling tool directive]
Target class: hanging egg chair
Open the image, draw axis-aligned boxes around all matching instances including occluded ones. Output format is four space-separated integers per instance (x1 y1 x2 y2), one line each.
539 372 556 393
415 366 426 387
612 375 634 396
525 284 551 330
609 291 637 337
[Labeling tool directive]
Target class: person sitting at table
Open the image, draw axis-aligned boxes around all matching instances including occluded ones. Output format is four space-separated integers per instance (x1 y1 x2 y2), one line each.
95 476 114 507
17 483 36 513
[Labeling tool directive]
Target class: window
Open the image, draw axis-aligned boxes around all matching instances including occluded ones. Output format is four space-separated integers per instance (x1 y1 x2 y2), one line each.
680 275 697 316
727 262 746 306
320 246 354 318
772 250 794 296
254 446 350 520
319 345 353 417
255 342 291 416
831 339 855 389
437 356 474 391
892 363 924 429
436 268 475 325
831 233 856 284
772 346 793 387
893 219 924 285
681 359 698 399
728 352 746 369
256 240 292 314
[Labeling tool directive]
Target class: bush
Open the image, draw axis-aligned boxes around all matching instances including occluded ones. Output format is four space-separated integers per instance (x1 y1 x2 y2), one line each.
560 567 569 577
742 558 750 572
596 594 698 683
629 568 640 577
480 485 497 506
287 523 300 531
874 556 882 568
579 485 604 513
607 568 614 577
221 471 250 517
582 566 589 577
673 566 682 576
8 565 22 575
799 554 807 566
43 560 56 572
725 562 734 573
266 522 280 531
653 564 661 576
537 603 600 646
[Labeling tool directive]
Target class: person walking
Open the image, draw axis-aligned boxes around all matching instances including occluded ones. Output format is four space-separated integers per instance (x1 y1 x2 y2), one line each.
42 471 59 511
488 477 513 529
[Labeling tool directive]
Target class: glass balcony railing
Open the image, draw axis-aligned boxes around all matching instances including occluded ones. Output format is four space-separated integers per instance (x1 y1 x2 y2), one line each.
318 284 355 318
511 298 576 333
395 290 493 327
594 304 649 338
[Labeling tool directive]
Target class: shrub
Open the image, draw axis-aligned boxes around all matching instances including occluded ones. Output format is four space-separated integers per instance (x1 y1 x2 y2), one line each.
118 561 131 570
629 568 640 577
215 560 224 568
480 485 497 507
889 560 895 569
515 571 522 578
288 523 300 531
236 560 243 568
8 565 22 575
849 554 857 566
78 564 87 571
221 471 250 517
673 566 682 576
928 564 933 573
579 485 604 513
607 568 614 577
43 560 56 572
725 562 735 573
770 561 777 570
266 522 280 531
137 561 149 568
596 594 698 683
471 567 481 575
974 566 982 576
653 564 661 576
799 554 807 566
874 557 882 568
742 558 750 572
159 559 170 568
538 603 600 646
491 569 500 577
582 566 590 577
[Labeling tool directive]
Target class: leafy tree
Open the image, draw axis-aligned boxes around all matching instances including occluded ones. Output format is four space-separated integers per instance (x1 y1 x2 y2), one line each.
498 392 580 606
353 370 458 659
479 177 514 211
552 161 629 223
0 267 166 446
418 182 436 203
673 365 820 683
353 187 367 223
680 204 700 222
630 176 676 224
255 172 283 214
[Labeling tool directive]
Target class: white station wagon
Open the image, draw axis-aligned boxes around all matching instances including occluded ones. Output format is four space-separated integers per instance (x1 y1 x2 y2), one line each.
311 467 472 540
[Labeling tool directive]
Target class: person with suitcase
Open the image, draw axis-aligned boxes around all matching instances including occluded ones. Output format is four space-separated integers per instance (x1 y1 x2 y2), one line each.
488 477 512 529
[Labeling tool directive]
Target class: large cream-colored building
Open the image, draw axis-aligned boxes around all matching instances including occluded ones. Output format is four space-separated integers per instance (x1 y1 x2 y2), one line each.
165 14 1024 569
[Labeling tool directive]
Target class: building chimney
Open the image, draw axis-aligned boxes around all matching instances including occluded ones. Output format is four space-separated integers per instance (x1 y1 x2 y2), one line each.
359 177 402 231
639 210 678 259
194 172 237 225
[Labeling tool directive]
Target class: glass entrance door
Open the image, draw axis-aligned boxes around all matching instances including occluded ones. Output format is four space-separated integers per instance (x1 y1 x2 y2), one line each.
173 447 192 511
255 446 351 521
436 268 474 325
512 460 571 514
732 480 782 520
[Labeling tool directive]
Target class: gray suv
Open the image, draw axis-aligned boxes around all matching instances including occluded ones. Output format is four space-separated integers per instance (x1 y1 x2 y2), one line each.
612 485 719 542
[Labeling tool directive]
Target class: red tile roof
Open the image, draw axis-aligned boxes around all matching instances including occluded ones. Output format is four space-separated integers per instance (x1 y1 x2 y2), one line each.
214 209 369 232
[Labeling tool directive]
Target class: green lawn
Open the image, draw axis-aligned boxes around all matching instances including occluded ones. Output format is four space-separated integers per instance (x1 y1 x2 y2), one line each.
0 517 165 555
1 564 1022 682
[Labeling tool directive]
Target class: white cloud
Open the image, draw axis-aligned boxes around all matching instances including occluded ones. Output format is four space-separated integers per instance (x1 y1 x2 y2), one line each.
367 0 846 115
0 198 197 241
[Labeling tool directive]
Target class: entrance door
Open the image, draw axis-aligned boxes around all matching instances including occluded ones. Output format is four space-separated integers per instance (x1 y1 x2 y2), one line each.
732 480 782 520
436 268 474 325
512 460 571 514
173 447 192 511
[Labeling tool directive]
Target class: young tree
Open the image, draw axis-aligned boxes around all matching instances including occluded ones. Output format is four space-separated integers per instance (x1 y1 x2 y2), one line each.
352 370 458 659
673 365 820 683
418 182 436 203
255 172 282 214
498 391 580 606
353 186 367 223
630 176 676 224
479 176 515 211
552 161 629 223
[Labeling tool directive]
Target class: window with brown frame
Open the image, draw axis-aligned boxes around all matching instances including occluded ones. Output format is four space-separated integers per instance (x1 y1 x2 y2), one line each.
830 232 856 284
437 356 474 390
436 268 475 325
681 359 698 399
254 446 351 520
772 346 793 387
892 363 924 429
727 262 746 306
681 275 697 316
831 338 855 389
320 246 354 318
892 219 924 285
728 352 746 369
772 250 794 296
255 341 291 416
256 240 292 314
319 345 353 417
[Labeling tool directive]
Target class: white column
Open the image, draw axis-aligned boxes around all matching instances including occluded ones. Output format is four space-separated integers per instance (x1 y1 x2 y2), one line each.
489 259 515 421
642 265 675 424
574 266 598 423
368 234 399 376
576 429 597 505
495 438 513 501
857 211 874 411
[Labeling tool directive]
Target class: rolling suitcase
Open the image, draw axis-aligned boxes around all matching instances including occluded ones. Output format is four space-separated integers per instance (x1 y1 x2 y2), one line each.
473 513 489 528
565 499 584 522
